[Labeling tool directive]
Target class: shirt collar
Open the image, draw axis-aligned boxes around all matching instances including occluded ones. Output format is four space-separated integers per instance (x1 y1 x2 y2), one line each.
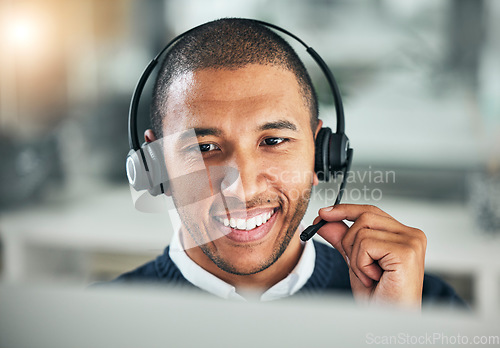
168 227 316 301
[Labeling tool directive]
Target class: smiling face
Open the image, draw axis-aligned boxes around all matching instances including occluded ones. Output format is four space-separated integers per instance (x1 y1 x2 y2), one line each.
162 64 320 280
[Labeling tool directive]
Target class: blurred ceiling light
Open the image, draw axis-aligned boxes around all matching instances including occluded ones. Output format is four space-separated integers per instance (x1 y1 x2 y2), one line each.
3 13 44 50
9 19 36 44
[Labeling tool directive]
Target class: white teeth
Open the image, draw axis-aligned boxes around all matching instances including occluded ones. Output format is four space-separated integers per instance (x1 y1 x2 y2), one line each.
236 219 246 230
255 215 262 226
246 217 256 230
215 210 275 231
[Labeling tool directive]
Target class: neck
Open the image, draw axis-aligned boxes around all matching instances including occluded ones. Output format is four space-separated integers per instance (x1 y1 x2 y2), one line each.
184 233 304 293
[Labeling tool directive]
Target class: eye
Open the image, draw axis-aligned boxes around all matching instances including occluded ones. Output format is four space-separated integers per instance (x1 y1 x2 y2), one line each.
261 137 287 146
199 143 220 152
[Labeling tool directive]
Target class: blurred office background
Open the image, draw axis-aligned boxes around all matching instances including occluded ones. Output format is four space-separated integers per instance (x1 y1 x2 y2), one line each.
0 0 499 315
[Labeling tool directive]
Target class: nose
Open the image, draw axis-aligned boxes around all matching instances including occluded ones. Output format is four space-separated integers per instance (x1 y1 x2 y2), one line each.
220 149 268 204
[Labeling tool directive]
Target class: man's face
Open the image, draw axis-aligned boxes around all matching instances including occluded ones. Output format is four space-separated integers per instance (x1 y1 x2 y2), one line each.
162 64 319 275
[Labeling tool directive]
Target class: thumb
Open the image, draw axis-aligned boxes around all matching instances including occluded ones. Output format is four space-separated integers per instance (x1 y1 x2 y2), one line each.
316 219 350 264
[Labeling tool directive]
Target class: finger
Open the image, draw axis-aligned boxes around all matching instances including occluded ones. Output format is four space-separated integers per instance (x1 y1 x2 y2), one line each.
349 228 402 283
355 239 402 276
351 232 408 285
341 213 410 258
319 204 394 223
348 253 376 289
352 238 384 286
316 220 350 264
312 215 322 225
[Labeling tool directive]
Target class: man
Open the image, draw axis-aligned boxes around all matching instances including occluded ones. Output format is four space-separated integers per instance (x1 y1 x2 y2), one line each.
114 18 464 309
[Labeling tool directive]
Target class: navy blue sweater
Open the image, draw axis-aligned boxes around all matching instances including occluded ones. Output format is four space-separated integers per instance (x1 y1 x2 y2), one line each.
112 241 466 307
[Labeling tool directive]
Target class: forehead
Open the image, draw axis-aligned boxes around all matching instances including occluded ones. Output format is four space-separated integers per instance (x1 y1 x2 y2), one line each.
162 64 310 134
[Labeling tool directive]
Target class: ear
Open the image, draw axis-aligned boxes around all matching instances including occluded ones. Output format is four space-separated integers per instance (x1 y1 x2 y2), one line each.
312 120 323 186
314 119 323 139
144 129 172 196
144 129 157 143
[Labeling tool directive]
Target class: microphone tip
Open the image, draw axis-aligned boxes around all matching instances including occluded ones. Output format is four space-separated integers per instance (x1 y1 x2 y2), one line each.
300 225 318 242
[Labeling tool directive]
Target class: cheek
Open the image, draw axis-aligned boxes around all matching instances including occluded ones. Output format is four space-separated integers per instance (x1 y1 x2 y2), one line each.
164 150 207 175
165 156 215 209
266 164 315 202
265 148 315 189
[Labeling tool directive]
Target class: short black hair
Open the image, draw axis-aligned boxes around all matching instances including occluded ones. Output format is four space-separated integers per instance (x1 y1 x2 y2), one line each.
151 18 319 138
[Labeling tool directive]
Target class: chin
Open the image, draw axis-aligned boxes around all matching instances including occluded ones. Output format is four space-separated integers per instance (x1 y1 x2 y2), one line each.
205 227 295 276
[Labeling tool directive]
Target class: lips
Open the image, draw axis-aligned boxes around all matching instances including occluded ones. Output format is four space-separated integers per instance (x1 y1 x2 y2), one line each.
212 207 279 243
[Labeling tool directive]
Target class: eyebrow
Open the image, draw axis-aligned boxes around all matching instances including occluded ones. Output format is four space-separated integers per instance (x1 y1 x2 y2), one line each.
194 128 223 137
176 119 297 143
258 120 298 132
178 127 223 142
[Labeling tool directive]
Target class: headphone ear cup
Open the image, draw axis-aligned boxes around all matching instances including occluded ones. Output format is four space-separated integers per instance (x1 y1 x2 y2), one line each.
142 141 169 196
126 149 150 191
126 142 169 196
314 127 332 182
328 133 350 175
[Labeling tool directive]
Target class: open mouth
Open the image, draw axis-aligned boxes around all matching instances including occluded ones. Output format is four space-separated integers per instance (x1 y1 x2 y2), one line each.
214 208 277 231
212 207 279 243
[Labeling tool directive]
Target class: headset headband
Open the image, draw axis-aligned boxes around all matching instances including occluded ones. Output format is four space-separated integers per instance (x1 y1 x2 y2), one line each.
128 19 345 151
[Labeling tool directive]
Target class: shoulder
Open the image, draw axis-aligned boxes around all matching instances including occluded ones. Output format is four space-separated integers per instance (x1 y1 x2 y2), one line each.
422 273 468 308
313 240 348 273
112 259 160 283
298 241 351 294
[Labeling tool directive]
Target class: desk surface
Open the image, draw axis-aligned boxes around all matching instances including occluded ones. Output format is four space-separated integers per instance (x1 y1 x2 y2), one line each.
0 282 497 348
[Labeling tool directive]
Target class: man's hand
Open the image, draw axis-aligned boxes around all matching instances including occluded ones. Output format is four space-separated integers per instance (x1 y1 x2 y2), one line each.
314 204 426 308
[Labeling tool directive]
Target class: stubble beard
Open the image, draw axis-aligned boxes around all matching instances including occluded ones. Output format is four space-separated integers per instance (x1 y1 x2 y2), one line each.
172 187 312 276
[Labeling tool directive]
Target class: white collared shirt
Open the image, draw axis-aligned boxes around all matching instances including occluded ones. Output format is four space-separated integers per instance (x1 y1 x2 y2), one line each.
168 228 316 301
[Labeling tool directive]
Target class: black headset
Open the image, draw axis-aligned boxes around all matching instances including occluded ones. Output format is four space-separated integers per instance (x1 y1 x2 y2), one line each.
126 19 353 240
